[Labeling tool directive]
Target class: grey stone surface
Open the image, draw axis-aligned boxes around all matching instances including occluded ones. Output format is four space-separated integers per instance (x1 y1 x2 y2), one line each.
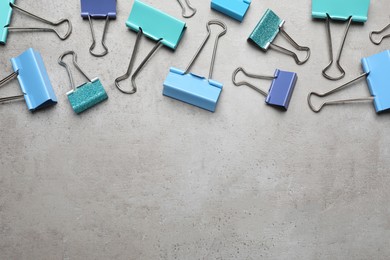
1 0 390 259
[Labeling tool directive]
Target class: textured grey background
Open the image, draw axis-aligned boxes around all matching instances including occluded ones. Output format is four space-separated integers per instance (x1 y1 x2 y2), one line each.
1 0 390 259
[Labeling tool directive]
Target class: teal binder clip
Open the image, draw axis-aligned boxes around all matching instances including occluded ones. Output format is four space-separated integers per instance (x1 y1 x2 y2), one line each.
163 20 227 112
0 48 57 111
248 9 310 65
58 51 108 114
312 0 370 80
115 0 186 94
211 0 251 22
0 0 72 45
175 0 196 18
308 50 390 114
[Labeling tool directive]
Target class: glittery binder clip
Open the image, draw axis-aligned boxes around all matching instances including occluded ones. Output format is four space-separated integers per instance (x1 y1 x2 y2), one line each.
0 48 57 111
308 50 390 114
232 67 297 110
312 0 370 80
58 51 108 114
114 0 186 95
163 20 227 112
211 0 251 22
81 0 116 57
0 0 72 45
175 0 196 18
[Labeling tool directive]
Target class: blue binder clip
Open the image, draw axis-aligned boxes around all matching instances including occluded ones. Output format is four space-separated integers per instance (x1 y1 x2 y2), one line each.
312 0 371 80
0 0 72 45
163 20 227 112
308 50 390 114
211 0 251 22
370 23 390 45
232 67 297 110
0 48 57 111
248 9 310 65
58 51 108 114
114 0 186 95
81 0 116 57
175 0 197 18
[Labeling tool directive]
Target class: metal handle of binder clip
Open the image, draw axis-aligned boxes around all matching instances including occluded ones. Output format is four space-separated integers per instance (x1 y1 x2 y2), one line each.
369 23 390 45
58 51 92 91
176 0 197 18
7 3 72 41
0 71 24 103
307 72 373 113
232 67 275 96
88 15 109 57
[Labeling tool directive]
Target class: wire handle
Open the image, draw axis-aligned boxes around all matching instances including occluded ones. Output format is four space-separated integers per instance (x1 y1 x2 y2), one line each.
369 23 390 45
232 67 275 96
58 51 92 92
176 0 197 18
0 71 24 103
88 15 110 57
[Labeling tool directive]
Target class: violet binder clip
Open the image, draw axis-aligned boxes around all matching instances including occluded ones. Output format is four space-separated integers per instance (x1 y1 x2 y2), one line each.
175 0 196 18
370 23 390 45
163 20 227 112
114 0 186 94
81 0 117 57
308 50 390 114
211 0 251 22
58 51 108 114
0 48 57 111
0 0 72 45
312 0 370 80
248 9 310 65
232 67 297 110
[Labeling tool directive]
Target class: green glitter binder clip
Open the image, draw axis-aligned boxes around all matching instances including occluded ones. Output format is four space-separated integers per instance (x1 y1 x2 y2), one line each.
58 51 108 114
248 9 310 65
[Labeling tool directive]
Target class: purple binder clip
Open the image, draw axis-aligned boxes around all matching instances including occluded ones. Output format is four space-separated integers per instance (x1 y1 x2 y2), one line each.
81 0 117 57
232 67 297 110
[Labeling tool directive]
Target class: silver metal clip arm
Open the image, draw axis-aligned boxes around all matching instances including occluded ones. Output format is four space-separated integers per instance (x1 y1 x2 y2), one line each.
58 51 92 91
176 0 197 18
0 71 24 103
88 15 110 57
232 67 275 96
369 23 390 45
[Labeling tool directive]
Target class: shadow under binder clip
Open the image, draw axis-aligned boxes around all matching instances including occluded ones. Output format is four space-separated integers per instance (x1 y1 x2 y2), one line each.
58 51 108 114
0 0 72 45
81 0 116 57
370 23 390 45
163 20 227 112
211 0 251 22
312 0 370 80
232 67 297 110
176 0 196 18
308 50 390 114
115 0 186 95
0 48 57 111
248 9 310 65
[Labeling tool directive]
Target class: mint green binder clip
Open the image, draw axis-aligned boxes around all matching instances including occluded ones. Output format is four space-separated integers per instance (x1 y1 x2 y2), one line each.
115 0 186 94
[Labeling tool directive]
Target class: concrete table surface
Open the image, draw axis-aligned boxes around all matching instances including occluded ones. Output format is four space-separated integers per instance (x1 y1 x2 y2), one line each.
1 0 390 259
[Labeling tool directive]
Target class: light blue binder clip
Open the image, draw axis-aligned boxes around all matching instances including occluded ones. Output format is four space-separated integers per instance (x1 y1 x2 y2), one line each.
163 20 227 112
211 0 251 22
58 51 108 114
115 0 186 94
0 0 72 45
312 0 371 80
0 48 57 111
308 50 390 114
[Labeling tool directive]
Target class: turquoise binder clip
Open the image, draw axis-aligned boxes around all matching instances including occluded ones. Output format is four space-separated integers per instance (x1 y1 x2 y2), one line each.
58 51 108 114
163 20 227 112
211 0 251 22
312 0 370 80
308 50 390 114
175 0 196 18
248 9 310 65
0 48 57 111
0 0 72 45
115 0 186 94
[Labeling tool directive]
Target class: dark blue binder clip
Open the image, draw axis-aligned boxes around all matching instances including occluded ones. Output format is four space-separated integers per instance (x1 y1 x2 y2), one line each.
81 0 117 57
0 48 57 111
308 50 390 114
163 20 227 112
211 0 251 22
232 67 297 110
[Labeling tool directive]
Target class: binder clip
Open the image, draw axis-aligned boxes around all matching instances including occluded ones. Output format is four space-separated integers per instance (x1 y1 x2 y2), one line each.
211 0 251 22
0 48 57 111
58 51 108 114
0 0 72 45
115 0 186 94
232 67 297 110
81 0 116 57
176 0 196 18
369 23 390 45
163 20 227 112
312 0 370 80
248 9 310 65
308 50 390 114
